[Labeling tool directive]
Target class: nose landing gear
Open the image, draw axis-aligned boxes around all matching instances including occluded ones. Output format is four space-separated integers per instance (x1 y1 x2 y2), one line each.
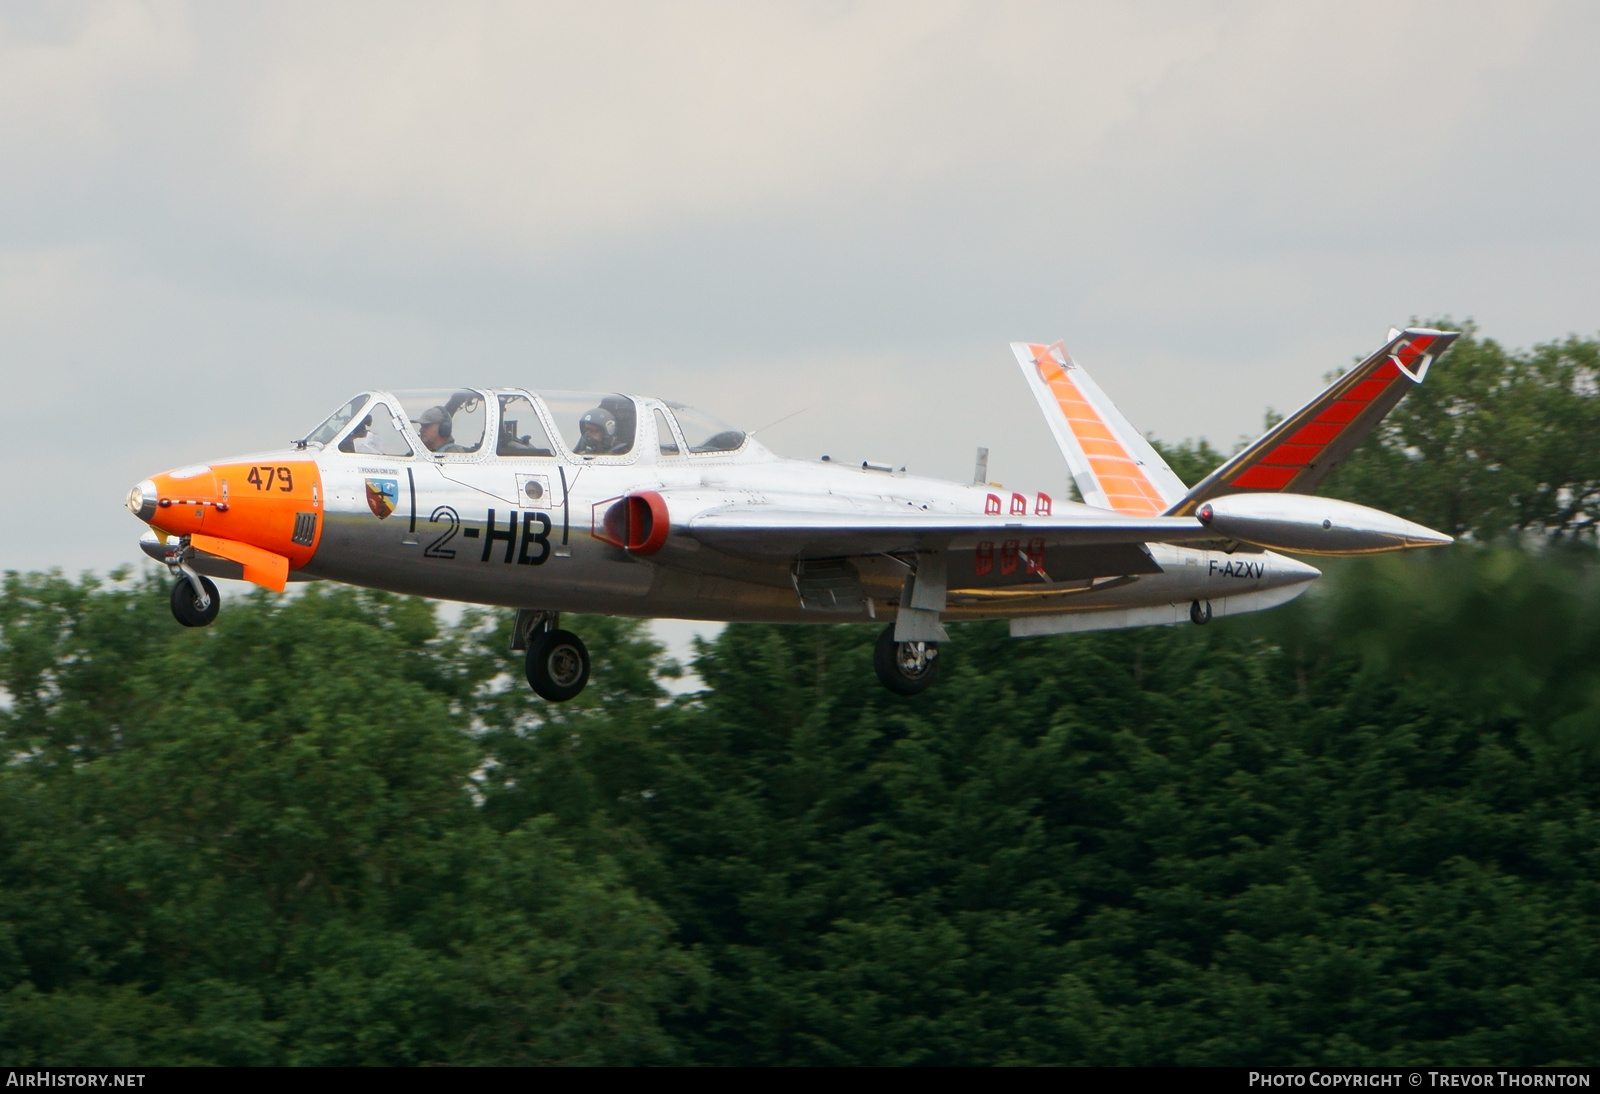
171 574 220 627
873 624 940 696
165 539 220 627
513 609 591 702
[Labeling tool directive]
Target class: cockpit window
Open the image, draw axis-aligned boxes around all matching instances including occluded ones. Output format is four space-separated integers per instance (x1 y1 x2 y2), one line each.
541 393 636 456
654 409 681 456
496 395 556 457
302 395 368 448
396 390 487 456
338 402 413 457
664 403 746 454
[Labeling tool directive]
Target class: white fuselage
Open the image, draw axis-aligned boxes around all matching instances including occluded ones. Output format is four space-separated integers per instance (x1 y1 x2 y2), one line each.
291 424 1316 626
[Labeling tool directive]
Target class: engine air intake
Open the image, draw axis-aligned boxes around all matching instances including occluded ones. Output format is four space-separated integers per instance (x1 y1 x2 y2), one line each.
600 491 671 555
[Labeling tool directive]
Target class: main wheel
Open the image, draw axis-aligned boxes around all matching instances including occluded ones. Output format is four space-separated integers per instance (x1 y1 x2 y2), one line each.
525 628 591 702
1190 599 1212 626
873 624 940 696
171 576 220 627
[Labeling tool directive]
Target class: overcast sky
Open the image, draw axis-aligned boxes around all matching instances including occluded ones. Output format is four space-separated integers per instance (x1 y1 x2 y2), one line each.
4 0 1599 579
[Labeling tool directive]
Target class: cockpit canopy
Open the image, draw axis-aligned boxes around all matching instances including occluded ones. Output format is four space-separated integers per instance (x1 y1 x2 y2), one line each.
301 389 749 459
542 393 638 456
302 395 367 448
395 390 488 455
664 402 746 453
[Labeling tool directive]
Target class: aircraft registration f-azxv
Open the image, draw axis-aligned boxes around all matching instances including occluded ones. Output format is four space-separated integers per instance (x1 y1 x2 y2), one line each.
129 329 1457 698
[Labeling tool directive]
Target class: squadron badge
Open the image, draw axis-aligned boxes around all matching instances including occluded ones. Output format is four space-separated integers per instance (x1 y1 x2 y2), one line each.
365 478 399 520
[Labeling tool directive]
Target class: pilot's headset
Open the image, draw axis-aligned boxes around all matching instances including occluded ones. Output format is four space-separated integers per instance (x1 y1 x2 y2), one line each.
420 406 453 439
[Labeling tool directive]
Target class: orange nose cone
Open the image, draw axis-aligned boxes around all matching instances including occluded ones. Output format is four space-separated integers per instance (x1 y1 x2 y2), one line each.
136 459 325 577
144 465 220 537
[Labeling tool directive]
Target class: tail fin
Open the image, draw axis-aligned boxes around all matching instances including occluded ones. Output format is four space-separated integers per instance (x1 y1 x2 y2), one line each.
1165 328 1459 516
1011 341 1188 515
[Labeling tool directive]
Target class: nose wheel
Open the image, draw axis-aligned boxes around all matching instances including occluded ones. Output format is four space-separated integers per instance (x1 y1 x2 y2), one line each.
171 574 220 627
873 624 940 696
525 628 591 702
163 538 220 627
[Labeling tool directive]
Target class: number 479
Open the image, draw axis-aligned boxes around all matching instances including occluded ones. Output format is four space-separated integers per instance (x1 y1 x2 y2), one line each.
247 466 293 492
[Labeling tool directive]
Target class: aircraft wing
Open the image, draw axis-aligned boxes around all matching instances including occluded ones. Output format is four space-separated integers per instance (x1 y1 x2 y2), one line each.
681 506 1210 560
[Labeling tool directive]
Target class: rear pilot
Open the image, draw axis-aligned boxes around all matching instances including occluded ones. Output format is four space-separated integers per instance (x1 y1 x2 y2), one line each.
574 407 624 455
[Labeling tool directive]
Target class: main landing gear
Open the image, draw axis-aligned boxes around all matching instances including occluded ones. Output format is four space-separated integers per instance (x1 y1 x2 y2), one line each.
873 624 940 696
165 539 220 628
514 610 592 702
1190 599 1213 626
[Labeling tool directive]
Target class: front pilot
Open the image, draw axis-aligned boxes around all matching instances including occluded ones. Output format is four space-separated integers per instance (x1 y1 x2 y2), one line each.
418 406 464 454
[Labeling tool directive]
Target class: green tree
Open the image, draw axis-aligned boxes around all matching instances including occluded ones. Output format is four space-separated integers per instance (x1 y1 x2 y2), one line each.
0 572 696 1065
1151 436 1230 489
476 550 1600 1065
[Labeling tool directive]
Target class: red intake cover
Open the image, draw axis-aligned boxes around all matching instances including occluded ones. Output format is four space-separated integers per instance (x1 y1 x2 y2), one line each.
603 491 670 555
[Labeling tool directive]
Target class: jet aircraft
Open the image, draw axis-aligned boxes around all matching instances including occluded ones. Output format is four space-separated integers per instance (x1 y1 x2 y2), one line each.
128 329 1457 698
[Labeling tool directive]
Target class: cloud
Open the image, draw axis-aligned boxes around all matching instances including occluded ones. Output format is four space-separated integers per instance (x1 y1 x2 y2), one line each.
229 3 1194 255
0 2 190 151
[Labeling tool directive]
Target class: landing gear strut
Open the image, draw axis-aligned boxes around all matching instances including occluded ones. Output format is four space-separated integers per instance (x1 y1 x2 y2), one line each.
165 538 220 627
873 624 940 696
514 610 591 702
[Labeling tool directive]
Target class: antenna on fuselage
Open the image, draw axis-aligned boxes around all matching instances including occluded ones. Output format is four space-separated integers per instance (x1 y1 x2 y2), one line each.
748 405 810 437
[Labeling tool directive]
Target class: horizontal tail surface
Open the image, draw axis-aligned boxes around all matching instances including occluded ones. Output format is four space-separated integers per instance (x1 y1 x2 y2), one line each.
1166 328 1458 516
1011 342 1188 515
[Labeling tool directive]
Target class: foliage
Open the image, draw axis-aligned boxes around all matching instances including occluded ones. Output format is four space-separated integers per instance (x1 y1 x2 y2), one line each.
472 548 1600 1065
3 554 1599 1065
1151 436 1231 491
0 573 697 1065
6 556 1600 1066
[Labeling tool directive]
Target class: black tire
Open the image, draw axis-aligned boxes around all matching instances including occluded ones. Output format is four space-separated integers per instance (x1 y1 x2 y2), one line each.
525 628 591 702
1190 599 1212 626
171 576 220 627
873 624 940 696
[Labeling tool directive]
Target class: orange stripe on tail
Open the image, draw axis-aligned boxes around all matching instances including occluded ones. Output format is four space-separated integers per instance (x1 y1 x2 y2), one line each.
1027 343 1165 516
